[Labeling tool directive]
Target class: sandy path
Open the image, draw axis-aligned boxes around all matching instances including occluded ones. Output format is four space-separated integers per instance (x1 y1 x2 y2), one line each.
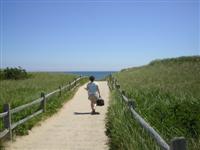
5 81 109 150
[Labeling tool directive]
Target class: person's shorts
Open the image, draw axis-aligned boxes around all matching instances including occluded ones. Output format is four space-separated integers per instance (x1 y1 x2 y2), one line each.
88 94 98 102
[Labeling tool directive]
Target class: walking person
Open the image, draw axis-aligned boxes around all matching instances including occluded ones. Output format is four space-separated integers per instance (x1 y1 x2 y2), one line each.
85 76 101 114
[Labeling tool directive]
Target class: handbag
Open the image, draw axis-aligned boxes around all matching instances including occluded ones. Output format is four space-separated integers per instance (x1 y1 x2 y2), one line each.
96 97 104 106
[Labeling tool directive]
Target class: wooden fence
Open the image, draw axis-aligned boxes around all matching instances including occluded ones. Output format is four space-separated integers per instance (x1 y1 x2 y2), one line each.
0 76 84 141
107 75 187 150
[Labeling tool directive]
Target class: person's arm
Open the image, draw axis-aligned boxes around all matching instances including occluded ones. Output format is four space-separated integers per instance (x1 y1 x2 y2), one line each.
85 84 89 91
97 85 101 97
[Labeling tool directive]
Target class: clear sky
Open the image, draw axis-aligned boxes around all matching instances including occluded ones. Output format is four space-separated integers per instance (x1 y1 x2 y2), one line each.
0 0 199 71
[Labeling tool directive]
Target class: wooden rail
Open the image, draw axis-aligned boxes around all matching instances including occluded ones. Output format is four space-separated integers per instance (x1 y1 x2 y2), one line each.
11 110 43 130
0 112 8 118
0 76 85 141
107 75 187 150
0 129 9 139
10 98 43 114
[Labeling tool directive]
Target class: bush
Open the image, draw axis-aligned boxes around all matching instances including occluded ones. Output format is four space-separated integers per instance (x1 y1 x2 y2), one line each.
0 70 4 80
1 67 29 80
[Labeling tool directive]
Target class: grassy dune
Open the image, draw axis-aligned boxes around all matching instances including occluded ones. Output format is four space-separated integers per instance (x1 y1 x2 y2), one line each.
106 56 200 150
0 73 77 109
0 73 87 136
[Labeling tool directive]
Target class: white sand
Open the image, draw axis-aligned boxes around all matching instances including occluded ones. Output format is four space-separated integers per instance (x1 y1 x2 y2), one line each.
5 81 109 150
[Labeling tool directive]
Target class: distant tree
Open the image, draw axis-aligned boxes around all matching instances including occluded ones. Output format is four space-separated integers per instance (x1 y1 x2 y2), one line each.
1 66 29 80
0 69 5 80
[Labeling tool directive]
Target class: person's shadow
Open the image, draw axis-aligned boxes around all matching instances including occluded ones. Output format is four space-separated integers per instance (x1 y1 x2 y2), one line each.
74 112 100 115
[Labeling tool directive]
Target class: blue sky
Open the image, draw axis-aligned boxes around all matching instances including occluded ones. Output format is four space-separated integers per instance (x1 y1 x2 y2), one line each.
0 0 199 71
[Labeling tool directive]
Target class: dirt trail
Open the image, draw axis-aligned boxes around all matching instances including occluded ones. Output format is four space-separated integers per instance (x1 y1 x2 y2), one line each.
5 81 109 150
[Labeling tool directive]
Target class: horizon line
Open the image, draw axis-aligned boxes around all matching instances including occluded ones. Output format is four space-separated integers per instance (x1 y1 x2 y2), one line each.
27 70 119 72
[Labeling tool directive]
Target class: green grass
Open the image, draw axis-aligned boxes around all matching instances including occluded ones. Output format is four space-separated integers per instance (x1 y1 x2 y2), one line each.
0 72 87 139
0 72 77 109
106 90 161 150
106 56 200 150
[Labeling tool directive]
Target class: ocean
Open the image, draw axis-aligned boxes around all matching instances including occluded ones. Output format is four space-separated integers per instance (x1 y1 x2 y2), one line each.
65 71 116 80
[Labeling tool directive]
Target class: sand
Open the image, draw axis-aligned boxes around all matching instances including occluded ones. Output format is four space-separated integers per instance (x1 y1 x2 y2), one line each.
5 81 109 150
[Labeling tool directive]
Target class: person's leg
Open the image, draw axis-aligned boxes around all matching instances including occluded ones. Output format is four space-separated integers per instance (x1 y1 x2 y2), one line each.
94 99 97 109
89 95 98 114
91 100 95 112
89 95 94 112
89 95 95 111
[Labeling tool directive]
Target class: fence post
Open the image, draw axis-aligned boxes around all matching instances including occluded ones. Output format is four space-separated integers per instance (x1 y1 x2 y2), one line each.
128 100 136 109
41 92 46 113
109 75 112 87
114 79 116 89
121 90 126 96
110 77 112 89
109 78 112 90
68 82 71 90
116 84 120 90
59 86 62 96
3 104 12 140
170 137 187 150
111 77 114 90
109 74 112 81
112 78 115 89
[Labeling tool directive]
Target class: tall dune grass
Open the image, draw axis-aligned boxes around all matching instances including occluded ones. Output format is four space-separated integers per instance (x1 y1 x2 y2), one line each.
0 73 87 137
107 56 200 150
0 73 76 110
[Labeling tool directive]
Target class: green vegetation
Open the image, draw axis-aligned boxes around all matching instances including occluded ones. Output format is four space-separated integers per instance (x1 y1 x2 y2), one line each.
0 72 87 138
0 67 29 80
106 56 200 150
106 90 160 150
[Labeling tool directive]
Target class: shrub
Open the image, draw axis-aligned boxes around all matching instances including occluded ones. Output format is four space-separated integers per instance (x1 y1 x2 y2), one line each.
0 70 4 80
1 67 29 80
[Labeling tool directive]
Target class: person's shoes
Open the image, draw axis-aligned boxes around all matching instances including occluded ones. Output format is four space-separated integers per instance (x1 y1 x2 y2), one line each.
91 110 100 115
91 110 95 114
